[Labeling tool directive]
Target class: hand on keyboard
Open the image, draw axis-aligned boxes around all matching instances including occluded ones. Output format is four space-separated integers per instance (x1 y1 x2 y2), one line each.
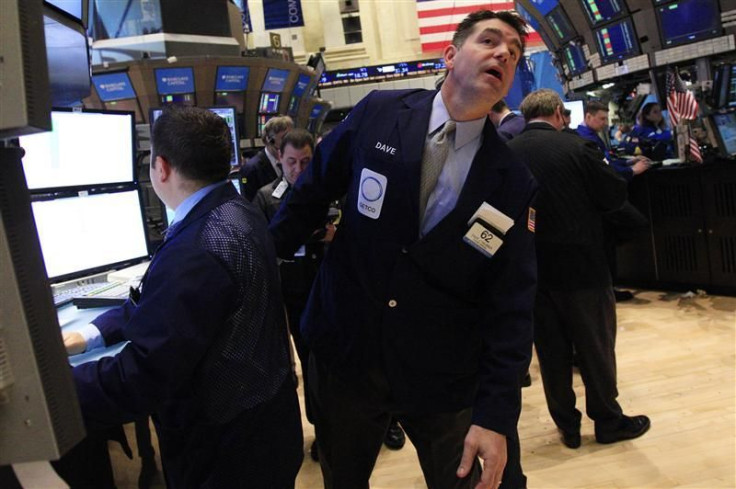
63 331 87 356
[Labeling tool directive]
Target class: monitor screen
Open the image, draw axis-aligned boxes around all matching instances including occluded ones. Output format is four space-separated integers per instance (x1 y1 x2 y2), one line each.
261 68 290 92
150 107 240 167
257 114 273 137
93 72 137 102
729 65 736 108
529 0 561 15
580 0 627 26
292 74 311 97
595 17 639 64
546 6 576 43
712 112 736 156
657 0 721 48
44 10 90 107
259 92 281 114
215 66 250 92
155 67 196 95
563 100 585 129
31 189 149 282
562 43 587 75
19 110 135 190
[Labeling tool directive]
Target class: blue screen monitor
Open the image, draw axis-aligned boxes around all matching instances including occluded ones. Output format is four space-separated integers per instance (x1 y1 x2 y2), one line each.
288 74 312 116
262 68 290 92
580 0 627 26
150 107 241 168
214 66 249 112
530 0 561 15
657 0 721 48
259 92 281 114
44 8 90 107
546 6 576 43
155 67 196 106
561 42 587 76
92 71 143 121
595 17 639 64
712 112 736 157
729 66 736 108
19 110 135 191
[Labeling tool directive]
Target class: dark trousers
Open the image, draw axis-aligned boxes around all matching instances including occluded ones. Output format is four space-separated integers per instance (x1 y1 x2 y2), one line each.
308 355 526 489
533 287 623 434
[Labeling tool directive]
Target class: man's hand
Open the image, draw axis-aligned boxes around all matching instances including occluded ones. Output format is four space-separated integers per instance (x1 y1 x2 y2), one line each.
457 424 507 489
62 331 87 356
630 156 652 176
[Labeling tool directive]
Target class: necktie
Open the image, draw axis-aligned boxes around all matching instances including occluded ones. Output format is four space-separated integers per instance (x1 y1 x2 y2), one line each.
419 120 456 221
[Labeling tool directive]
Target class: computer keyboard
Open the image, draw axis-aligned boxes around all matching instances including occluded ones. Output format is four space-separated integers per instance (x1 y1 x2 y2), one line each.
53 282 108 307
72 281 133 309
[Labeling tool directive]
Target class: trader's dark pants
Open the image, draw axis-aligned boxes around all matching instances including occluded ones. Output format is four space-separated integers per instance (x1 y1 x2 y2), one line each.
309 355 527 489
534 287 624 435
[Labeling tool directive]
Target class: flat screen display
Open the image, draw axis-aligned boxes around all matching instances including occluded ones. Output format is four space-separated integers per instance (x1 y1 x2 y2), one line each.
728 65 736 108
215 66 250 92
259 92 281 113
44 12 90 107
529 0 560 15
563 100 585 129
657 0 721 47
32 190 149 282
712 112 736 156
93 72 137 102
19 110 135 190
580 0 626 26
546 6 576 43
155 67 196 95
595 17 639 64
150 107 240 167
562 43 587 75
261 68 290 92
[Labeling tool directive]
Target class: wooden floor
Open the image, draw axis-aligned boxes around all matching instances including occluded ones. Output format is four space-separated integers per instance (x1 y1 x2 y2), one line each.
109 289 736 489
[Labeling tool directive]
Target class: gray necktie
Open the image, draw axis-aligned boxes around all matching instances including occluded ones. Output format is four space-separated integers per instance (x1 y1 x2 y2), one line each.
419 120 456 221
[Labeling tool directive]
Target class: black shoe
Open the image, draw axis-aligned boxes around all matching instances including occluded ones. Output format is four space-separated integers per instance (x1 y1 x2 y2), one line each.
595 415 651 444
383 420 406 450
309 440 319 461
560 430 581 449
614 289 634 302
521 372 532 387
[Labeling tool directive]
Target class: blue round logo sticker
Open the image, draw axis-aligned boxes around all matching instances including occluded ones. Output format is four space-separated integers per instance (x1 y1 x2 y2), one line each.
361 176 383 202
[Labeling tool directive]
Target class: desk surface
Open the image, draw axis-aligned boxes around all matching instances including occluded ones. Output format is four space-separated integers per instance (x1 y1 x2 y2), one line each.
58 304 128 366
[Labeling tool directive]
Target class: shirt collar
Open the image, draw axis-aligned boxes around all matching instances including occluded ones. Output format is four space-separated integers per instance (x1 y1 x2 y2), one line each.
429 92 486 151
171 180 228 226
265 146 280 173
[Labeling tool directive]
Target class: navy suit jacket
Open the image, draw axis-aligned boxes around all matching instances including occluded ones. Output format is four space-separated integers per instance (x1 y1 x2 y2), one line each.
577 124 634 180
270 89 537 437
73 183 293 487
496 112 526 142
239 149 279 201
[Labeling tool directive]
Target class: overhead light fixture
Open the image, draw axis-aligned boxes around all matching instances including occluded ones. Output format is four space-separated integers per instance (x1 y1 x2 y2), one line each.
602 83 614 89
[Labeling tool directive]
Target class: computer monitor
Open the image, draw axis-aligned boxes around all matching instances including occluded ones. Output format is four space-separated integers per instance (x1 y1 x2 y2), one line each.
19 109 136 191
45 0 87 25
563 100 585 129
257 114 274 137
262 68 290 93
92 71 143 122
728 65 736 109
44 5 91 107
657 0 721 48
149 107 241 168
154 67 196 106
561 42 588 76
594 17 640 64
259 92 281 114
288 73 312 117
546 6 576 43
711 111 736 157
308 104 326 133
31 188 149 282
214 65 250 111
580 0 627 26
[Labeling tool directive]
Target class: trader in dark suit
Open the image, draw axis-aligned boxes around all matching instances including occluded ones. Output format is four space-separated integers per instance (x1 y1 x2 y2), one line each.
63 107 303 488
239 115 293 200
507 89 651 449
489 98 526 141
270 10 536 489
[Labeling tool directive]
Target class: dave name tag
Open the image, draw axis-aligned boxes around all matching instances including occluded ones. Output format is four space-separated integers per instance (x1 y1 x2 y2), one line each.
463 220 504 258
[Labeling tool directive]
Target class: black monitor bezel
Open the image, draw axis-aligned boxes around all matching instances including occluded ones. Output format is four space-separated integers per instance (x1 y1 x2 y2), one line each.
594 16 641 65
579 0 629 28
545 5 577 44
655 0 722 48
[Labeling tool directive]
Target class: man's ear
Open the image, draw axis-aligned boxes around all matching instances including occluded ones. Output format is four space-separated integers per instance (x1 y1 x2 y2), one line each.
443 43 457 70
153 155 172 182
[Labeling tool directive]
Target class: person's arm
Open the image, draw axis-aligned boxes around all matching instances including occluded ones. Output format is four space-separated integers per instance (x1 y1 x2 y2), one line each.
581 140 629 212
269 92 373 258
72 244 234 429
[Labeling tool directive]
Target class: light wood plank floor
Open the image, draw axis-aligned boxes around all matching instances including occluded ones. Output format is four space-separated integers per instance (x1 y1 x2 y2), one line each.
109 289 736 489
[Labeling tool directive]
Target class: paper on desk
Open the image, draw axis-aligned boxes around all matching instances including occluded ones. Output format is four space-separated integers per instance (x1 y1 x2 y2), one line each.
13 461 69 488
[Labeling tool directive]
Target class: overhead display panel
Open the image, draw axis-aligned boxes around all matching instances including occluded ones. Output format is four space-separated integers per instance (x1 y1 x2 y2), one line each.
656 0 722 48
594 17 640 64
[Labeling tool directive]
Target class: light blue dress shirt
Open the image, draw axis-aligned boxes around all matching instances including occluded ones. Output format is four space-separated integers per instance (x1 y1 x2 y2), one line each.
421 92 486 237
77 180 229 351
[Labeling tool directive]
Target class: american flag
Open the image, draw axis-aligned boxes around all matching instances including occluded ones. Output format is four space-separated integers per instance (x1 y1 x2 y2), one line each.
416 0 542 53
666 67 702 163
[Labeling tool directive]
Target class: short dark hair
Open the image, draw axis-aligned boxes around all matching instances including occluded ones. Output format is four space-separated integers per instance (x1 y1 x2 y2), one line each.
491 99 509 114
585 100 609 115
280 128 314 154
151 106 231 184
452 10 529 53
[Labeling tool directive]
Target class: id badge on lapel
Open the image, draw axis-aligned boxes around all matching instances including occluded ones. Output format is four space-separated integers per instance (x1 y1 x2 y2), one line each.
464 202 514 258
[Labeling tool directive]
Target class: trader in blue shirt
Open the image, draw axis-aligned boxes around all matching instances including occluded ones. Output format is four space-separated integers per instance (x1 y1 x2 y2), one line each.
270 10 536 489
622 102 674 159
577 100 651 180
63 107 302 488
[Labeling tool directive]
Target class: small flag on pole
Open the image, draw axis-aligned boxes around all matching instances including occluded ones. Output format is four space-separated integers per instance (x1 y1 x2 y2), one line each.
666 67 702 163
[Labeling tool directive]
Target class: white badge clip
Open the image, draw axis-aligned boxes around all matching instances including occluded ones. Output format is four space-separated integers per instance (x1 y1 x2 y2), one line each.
357 168 387 220
271 179 289 199
463 202 514 258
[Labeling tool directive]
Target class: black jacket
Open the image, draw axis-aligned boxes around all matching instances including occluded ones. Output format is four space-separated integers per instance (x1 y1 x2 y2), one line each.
239 149 279 201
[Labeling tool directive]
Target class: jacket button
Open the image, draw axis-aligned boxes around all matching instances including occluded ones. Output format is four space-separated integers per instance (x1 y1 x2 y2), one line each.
401 247 408 254
388 299 397 308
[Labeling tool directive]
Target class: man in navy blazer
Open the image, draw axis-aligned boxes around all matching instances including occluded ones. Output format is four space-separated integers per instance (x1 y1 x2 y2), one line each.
489 98 526 141
64 107 302 488
270 10 536 489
